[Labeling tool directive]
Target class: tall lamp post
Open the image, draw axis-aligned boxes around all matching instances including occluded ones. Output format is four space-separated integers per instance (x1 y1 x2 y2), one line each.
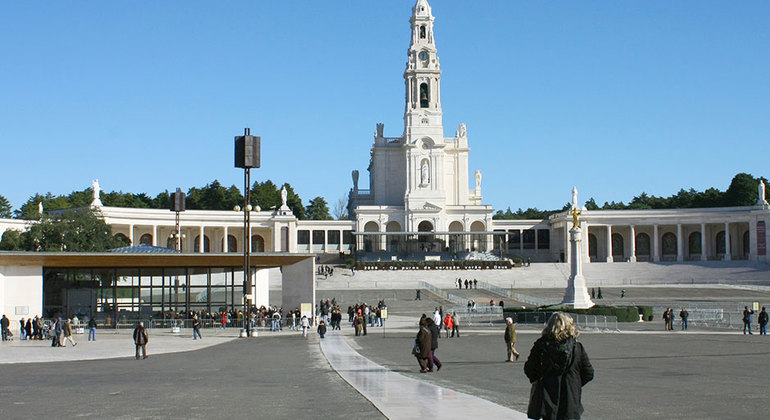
170 188 186 251
235 128 260 334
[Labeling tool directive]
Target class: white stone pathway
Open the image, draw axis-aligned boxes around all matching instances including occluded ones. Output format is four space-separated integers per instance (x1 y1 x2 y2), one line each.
320 334 528 419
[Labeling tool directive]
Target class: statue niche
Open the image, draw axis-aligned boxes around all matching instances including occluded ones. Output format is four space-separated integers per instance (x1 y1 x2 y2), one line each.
420 159 430 186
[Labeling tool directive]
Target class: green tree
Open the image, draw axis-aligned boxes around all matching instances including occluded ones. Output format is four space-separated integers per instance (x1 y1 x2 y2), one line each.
187 180 243 210
0 229 23 250
15 193 46 219
306 196 331 220
252 180 281 210
22 208 128 252
724 173 762 207
0 194 12 218
584 198 600 210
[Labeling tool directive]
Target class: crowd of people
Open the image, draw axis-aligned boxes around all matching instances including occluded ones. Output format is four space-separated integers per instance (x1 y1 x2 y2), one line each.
344 300 388 336
456 278 478 289
0 314 95 346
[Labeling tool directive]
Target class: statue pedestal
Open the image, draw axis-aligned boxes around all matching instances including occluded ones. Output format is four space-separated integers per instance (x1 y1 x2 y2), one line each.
561 227 595 309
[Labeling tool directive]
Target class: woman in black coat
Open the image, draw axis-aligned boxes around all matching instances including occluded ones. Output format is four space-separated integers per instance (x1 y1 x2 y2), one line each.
524 312 594 420
415 318 432 373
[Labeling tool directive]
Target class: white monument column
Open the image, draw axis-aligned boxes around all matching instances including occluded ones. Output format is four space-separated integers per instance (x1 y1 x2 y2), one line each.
629 225 636 262
561 210 594 309
606 226 613 263
700 223 707 261
676 224 684 262
724 222 731 261
153 225 158 247
653 224 660 262
129 224 134 246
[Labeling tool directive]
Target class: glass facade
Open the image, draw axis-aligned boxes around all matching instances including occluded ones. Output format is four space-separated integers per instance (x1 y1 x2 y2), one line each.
43 266 246 327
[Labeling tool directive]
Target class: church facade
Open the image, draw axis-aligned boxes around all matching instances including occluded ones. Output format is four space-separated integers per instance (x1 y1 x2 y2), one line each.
1 0 769 264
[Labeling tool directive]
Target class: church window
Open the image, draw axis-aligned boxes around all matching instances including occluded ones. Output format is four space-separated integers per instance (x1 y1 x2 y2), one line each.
419 83 429 108
420 25 426 39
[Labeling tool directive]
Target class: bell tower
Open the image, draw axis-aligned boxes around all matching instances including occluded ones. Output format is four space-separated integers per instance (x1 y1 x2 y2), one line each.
404 0 443 138
403 0 446 231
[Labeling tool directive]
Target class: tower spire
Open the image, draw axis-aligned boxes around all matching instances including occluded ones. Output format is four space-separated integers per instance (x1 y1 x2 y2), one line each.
404 0 442 137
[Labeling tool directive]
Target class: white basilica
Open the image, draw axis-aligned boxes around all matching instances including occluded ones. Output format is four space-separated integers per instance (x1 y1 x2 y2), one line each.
1 0 769 265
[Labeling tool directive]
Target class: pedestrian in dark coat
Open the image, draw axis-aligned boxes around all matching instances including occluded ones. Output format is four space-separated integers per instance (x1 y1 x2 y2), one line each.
427 319 442 371
133 321 148 359
758 307 768 335
525 312 594 420
317 320 327 339
415 318 432 373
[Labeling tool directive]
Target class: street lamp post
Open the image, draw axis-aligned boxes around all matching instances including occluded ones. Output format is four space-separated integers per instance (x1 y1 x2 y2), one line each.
170 188 186 251
235 128 260 336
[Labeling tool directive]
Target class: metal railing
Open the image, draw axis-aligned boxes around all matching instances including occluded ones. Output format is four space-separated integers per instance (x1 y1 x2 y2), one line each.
476 280 558 307
507 311 619 332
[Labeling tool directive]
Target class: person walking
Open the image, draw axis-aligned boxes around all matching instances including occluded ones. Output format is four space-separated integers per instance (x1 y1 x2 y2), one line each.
0 314 9 341
758 307 768 335
443 312 453 338
679 308 689 331
524 312 594 420
192 315 202 340
415 289 421 300
61 319 77 347
88 317 97 341
317 320 327 339
25 318 32 341
415 318 432 373
504 317 520 362
743 306 755 335
451 312 460 337
19 318 26 340
133 321 148 359
301 315 310 338
52 317 63 347
427 316 442 372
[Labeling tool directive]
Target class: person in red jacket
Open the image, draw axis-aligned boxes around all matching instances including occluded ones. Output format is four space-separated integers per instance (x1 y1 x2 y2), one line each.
443 313 453 338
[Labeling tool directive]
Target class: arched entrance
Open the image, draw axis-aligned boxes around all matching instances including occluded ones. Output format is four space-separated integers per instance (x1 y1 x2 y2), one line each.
688 232 702 259
448 221 464 253
386 221 402 253
364 221 380 252
139 234 152 246
611 233 624 261
194 235 211 253
635 233 651 261
417 221 435 252
662 232 677 261
470 221 486 252
251 234 265 252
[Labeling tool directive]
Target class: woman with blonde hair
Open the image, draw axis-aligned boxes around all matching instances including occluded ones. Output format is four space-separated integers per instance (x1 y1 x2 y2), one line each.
524 312 594 420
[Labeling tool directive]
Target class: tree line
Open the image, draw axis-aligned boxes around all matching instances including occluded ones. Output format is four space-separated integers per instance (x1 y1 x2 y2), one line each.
493 172 767 220
1 179 349 221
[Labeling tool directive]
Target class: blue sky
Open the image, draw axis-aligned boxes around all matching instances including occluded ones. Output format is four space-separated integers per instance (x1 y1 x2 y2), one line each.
1 1 768 213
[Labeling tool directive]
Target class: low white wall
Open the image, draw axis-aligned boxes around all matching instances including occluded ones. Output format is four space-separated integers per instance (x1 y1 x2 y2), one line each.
0 265 43 331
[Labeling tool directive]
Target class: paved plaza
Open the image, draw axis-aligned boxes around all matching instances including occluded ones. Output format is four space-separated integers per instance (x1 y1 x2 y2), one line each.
2 283 770 420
